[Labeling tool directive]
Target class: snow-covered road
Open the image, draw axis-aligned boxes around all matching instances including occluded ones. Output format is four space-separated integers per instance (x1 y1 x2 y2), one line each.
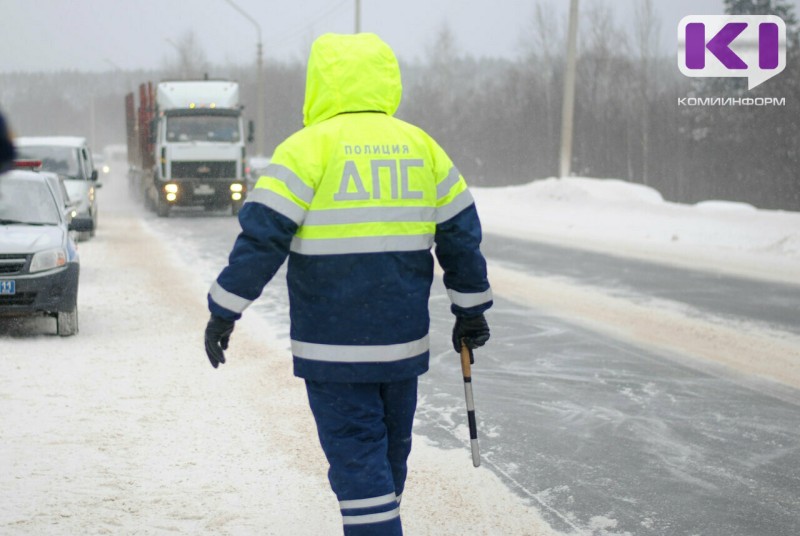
0 176 556 535
3 172 800 535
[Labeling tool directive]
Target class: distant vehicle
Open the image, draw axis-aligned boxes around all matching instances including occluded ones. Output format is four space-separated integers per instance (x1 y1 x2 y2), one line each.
125 80 254 217
0 163 81 336
101 143 127 177
93 152 110 175
15 136 101 239
246 154 271 190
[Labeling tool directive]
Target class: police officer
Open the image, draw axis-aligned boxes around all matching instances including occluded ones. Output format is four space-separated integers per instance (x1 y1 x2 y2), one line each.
0 110 15 173
205 33 491 536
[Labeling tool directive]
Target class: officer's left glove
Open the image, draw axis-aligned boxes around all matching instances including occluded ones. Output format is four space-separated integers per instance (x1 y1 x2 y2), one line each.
452 313 490 354
205 315 235 369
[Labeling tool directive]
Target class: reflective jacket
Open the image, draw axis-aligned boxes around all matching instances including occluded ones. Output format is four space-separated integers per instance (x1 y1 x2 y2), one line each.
208 33 492 382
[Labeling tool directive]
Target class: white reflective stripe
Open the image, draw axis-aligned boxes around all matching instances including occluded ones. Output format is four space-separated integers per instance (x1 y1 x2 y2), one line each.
342 507 400 526
396 493 402 505
209 281 253 313
303 206 436 226
447 287 493 308
264 163 315 204
290 234 433 255
292 335 429 363
436 166 461 199
339 492 397 510
436 188 474 223
245 188 307 225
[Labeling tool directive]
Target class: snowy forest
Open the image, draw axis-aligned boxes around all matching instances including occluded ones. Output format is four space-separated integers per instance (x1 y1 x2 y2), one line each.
1 0 798 210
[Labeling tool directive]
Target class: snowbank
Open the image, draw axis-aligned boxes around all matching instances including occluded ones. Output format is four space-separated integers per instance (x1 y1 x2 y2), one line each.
473 177 800 284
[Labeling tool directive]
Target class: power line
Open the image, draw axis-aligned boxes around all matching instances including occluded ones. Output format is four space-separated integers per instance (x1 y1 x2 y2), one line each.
265 0 351 51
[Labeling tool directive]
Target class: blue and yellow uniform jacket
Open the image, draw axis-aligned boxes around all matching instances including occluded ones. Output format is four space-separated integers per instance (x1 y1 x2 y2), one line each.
208 33 492 383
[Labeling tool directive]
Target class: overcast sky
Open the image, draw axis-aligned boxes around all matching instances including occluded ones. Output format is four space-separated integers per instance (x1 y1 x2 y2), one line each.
3 0 793 72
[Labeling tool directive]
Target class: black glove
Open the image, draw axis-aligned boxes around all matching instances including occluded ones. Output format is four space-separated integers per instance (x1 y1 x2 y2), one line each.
205 315 235 368
452 313 490 354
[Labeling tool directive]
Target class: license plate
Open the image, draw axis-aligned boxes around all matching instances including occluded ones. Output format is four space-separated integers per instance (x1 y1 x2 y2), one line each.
194 185 215 195
0 280 15 295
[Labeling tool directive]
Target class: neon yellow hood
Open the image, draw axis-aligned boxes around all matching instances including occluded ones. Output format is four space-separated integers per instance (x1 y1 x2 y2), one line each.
302 33 402 127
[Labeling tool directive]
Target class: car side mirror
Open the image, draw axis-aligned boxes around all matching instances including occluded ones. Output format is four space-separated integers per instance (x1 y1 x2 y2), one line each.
247 120 255 144
91 169 98 181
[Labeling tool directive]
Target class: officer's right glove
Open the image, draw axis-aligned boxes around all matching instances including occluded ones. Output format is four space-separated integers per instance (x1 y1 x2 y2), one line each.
452 313 490 354
205 315 235 369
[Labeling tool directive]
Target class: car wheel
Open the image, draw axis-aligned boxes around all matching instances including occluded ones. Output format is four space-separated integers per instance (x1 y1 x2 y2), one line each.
57 307 79 337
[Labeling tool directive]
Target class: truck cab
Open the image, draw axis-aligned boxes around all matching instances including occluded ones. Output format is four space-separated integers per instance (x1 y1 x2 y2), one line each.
146 80 251 217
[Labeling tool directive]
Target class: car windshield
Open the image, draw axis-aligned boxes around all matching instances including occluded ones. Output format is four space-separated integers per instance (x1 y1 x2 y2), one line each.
167 115 240 142
16 145 82 179
0 178 60 225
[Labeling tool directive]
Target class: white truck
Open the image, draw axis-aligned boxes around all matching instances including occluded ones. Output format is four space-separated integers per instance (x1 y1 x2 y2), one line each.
125 80 253 217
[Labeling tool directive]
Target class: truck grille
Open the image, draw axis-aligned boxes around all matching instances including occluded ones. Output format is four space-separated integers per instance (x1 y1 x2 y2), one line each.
171 161 236 179
0 254 28 275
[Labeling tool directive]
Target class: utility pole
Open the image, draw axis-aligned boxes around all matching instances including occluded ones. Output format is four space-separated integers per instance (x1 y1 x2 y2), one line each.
559 0 579 178
223 0 265 157
355 0 361 33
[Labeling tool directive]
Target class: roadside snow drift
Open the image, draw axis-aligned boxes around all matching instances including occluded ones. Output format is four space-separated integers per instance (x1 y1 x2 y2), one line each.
473 177 800 285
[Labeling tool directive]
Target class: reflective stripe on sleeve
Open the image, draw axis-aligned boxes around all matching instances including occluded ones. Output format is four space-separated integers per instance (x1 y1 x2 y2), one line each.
291 335 429 363
436 166 461 199
342 507 401 526
447 287 493 308
263 163 315 204
339 492 397 510
290 234 433 255
209 281 253 313
245 188 307 225
436 188 474 223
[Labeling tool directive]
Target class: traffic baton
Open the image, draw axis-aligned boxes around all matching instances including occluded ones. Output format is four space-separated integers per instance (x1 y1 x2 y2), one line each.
460 341 480 467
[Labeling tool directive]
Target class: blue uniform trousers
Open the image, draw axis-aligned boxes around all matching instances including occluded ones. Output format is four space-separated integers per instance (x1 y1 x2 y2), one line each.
305 377 418 536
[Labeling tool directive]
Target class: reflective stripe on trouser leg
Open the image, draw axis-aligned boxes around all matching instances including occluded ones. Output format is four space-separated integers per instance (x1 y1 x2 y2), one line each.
305 380 417 536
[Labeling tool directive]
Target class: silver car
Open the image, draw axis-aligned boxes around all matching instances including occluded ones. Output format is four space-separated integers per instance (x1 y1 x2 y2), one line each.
0 166 81 335
15 136 101 239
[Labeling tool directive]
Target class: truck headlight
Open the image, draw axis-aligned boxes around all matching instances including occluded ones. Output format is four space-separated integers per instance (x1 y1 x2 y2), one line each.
164 183 179 194
30 248 67 273
230 183 243 193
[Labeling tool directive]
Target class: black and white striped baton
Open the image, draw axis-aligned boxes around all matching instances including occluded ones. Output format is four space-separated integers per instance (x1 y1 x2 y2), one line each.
460 342 480 467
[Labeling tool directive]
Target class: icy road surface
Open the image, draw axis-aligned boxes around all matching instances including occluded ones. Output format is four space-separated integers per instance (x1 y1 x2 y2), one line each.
139 194 800 534
2 174 799 535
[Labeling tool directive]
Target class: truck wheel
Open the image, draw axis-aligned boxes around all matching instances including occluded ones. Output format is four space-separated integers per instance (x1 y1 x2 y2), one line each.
156 196 171 217
57 307 79 337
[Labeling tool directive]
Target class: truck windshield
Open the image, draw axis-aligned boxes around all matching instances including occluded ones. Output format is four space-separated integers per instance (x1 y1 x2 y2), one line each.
166 115 240 143
17 146 82 180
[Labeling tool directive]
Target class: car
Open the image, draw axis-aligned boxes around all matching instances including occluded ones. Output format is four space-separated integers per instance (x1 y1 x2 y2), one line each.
0 163 81 336
245 154 272 191
101 143 128 178
93 152 110 176
14 136 101 240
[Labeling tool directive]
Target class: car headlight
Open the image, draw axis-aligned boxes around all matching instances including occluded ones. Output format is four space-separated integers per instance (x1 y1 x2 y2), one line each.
30 248 67 273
